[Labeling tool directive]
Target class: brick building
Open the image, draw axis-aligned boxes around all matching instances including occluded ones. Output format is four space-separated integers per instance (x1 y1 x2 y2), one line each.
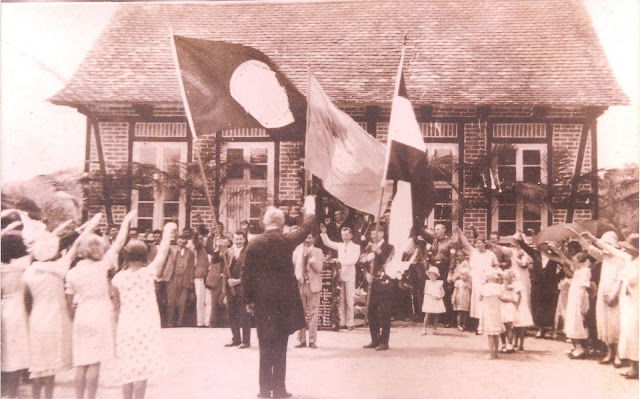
50 0 627 239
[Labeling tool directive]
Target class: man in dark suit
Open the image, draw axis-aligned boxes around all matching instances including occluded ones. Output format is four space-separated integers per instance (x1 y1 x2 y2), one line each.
243 196 316 399
362 226 395 351
162 234 195 327
222 231 251 348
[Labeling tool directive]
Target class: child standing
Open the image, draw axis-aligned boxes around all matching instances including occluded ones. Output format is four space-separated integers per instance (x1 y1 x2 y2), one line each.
499 270 517 353
422 266 445 335
564 251 592 359
479 270 505 359
452 269 471 331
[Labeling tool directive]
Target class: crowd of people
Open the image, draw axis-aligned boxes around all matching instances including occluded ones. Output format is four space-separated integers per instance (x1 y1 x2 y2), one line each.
1 193 638 399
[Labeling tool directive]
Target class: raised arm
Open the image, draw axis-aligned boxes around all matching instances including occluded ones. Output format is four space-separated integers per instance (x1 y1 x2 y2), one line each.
284 195 317 247
148 222 178 276
104 211 137 266
454 226 473 254
319 223 340 251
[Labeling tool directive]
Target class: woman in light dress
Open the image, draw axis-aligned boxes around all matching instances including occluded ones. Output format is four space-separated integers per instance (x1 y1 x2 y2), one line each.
111 220 177 399
1 223 31 399
65 211 134 399
455 226 499 333
563 251 592 359
580 231 629 367
23 213 100 399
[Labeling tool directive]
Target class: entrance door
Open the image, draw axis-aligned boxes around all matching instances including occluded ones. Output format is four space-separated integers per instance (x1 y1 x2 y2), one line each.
131 142 188 231
221 142 274 234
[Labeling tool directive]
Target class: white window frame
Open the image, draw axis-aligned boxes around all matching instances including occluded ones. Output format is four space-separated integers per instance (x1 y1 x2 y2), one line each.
220 142 275 234
131 141 188 230
491 143 548 242
425 143 459 231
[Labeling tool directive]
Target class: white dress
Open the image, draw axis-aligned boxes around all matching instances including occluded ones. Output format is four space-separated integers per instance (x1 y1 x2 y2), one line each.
65 258 116 366
564 266 591 340
595 251 629 344
1 256 31 372
618 258 638 361
422 280 445 314
478 282 504 335
512 281 534 327
111 266 167 384
469 249 498 318
500 285 516 323
23 257 73 378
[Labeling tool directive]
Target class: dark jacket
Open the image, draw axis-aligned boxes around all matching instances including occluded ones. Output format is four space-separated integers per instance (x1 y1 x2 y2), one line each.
223 246 248 298
243 215 315 339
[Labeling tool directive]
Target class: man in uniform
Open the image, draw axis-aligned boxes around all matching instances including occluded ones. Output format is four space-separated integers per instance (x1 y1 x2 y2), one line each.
424 223 456 327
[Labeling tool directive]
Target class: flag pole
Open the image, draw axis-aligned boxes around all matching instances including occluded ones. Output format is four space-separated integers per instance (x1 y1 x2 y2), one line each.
304 61 312 197
364 31 408 326
168 26 219 226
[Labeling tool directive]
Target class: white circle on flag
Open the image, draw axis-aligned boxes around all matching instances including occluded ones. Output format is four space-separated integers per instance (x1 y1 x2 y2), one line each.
230 60 295 129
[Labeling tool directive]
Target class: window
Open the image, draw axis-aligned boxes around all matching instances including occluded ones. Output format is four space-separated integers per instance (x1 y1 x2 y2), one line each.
222 142 275 233
492 144 547 240
131 142 187 230
425 144 458 232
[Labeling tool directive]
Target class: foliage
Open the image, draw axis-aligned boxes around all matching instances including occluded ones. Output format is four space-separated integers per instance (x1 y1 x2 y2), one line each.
597 164 639 235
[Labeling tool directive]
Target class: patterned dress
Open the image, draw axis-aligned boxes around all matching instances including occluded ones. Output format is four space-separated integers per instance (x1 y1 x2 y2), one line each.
478 282 504 335
111 266 167 384
65 257 116 366
1 256 31 372
23 258 73 378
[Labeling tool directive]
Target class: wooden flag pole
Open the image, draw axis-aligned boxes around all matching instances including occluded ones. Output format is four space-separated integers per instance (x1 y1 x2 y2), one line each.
168 25 219 226
364 31 409 326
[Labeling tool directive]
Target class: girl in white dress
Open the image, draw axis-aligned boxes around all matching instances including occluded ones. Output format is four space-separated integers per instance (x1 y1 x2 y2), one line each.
499 269 517 353
421 266 445 335
479 270 505 359
111 221 177 399
563 251 592 359
23 213 101 399
65 211 135 399
455 226 499 333
1 228 30 399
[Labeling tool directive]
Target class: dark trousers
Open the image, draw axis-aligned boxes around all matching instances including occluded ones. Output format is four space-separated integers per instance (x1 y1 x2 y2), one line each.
443 282 455 325
368 287 392 346
166 286 188 327
229 295 251 345
258 333 289 394
155 281 168 327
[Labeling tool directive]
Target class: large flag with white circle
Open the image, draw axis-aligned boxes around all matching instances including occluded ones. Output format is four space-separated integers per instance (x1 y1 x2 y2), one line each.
172 35 306 138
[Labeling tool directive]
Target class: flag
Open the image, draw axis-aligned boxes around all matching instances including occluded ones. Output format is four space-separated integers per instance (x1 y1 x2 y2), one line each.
172 35 306 138
384 71 436 276
305 74 385 215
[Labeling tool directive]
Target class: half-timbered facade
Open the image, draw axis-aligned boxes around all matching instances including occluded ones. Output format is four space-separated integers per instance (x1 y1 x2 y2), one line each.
50 0 627 239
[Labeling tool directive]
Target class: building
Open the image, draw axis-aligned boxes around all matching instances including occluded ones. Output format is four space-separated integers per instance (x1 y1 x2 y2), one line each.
50 0 627 239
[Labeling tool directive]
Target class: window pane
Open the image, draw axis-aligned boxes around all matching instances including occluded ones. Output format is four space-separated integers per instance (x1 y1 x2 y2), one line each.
435 188 452 203
250 165 267 180
523 150 541 166
498 204 516 220
250 204 263 218
250 148 268 164
497 150 516 165
523 167 541 184
164 203 179 218
164 186 181 202
434 204 452 220
227 149 244 162
523 207 541 220
163 146 181 173
432 149 453 182
227 164 244 179
499 191 517 204
498 222 516 236
498 167 516 184
138 203 154 218
250 187 268 203
138 186 154 201
138 218 153 232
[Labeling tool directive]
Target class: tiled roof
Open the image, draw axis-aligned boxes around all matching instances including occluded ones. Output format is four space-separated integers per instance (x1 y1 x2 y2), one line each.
50 0 628 107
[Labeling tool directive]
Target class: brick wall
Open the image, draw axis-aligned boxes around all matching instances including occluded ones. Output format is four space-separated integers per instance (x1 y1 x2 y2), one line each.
85 104 598 234
278 141 304 203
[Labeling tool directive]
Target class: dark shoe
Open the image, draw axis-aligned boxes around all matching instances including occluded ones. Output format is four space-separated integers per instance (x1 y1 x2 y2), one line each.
363 342 378 349
273 391 292 398
257 392 271 398
225 342 240 347
295 342 307 348
599 358 614 365
309 343 317 349
332 326 341 331
613 360 626 369
375 344 389 351
238 343 250 349
622 371 639 379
